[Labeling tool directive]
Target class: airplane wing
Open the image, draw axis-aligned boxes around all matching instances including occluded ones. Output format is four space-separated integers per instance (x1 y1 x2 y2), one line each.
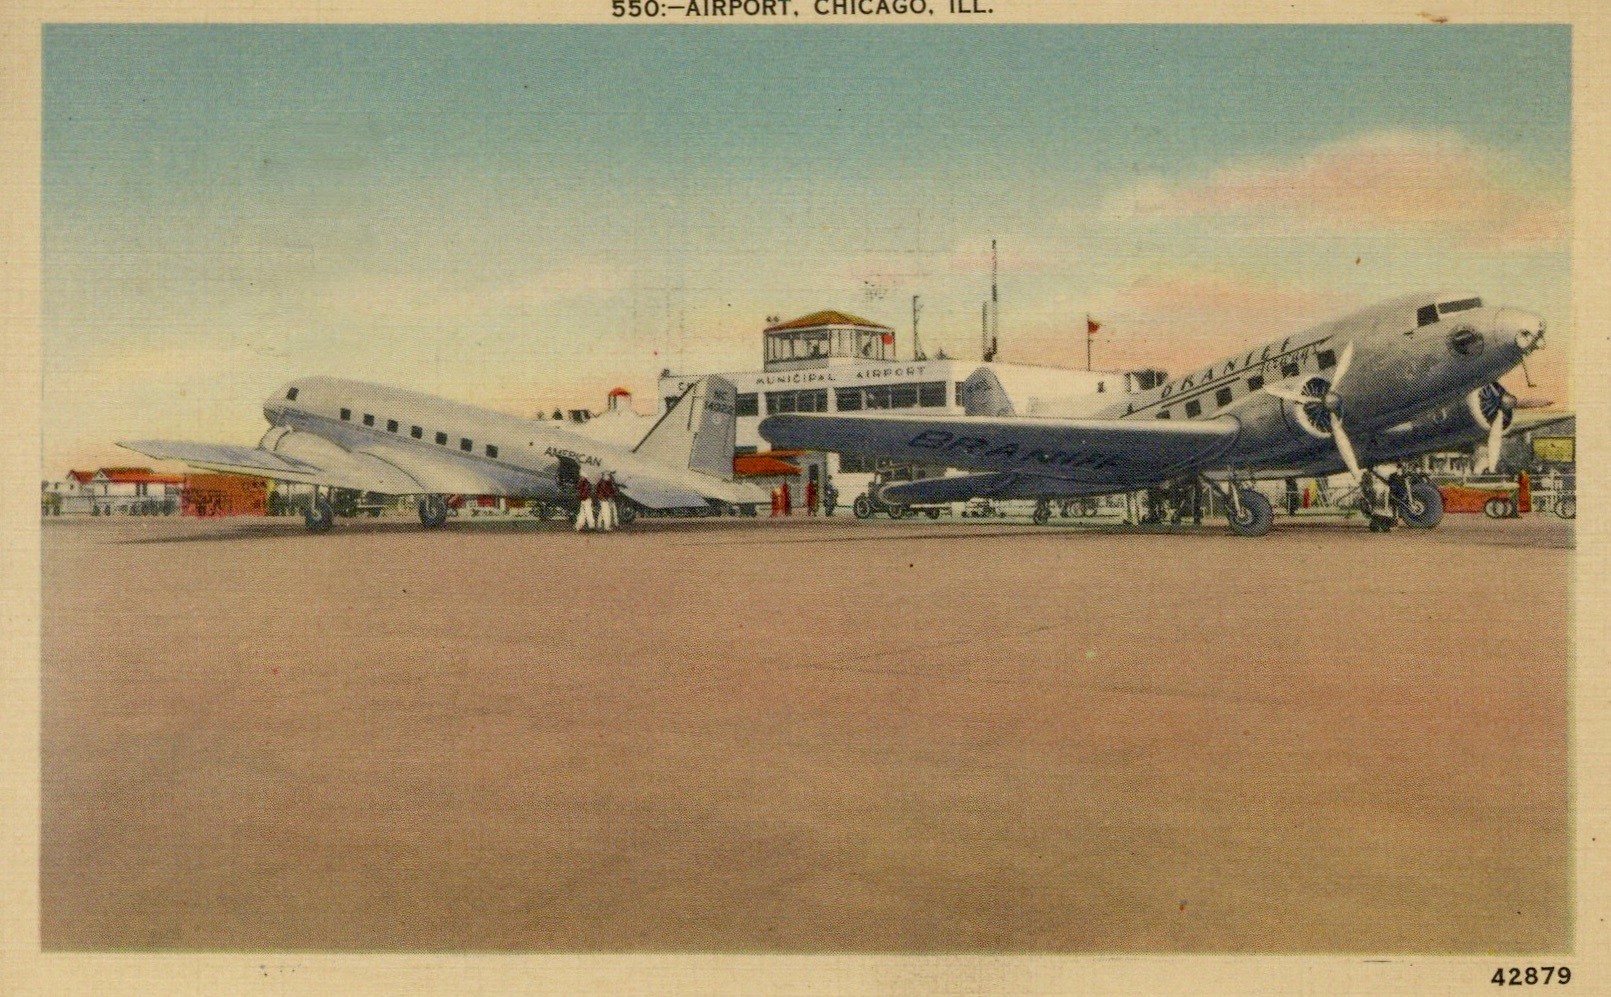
759 412 1241 488
119 438 427 494
121 429 555 498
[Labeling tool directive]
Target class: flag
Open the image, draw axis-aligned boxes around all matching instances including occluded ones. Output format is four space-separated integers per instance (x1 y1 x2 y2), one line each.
1087 316 1102 337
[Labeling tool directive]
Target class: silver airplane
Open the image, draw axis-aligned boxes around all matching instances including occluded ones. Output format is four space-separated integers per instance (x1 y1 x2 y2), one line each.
759 291 1546 536
121 375 770 531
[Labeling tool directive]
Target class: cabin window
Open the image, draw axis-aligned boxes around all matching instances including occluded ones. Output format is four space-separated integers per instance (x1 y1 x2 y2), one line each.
340 408 351 421
1156 409 1171 419
436 431 448 445
411 426 423 439
386 419 398 433
363 414 375 427
736 393 759 417
1417 304 1439 327
460 438 472 452
486 444 499 459
1439 297 1481 314
1215 387 1233 407
1247 374 1265 391
1317 349 1337 370
286 387 299 401
1185 399 1202 418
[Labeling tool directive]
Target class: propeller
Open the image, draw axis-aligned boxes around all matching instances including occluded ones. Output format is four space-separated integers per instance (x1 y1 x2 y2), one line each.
1469 382 1516 474
1267 342 1364 485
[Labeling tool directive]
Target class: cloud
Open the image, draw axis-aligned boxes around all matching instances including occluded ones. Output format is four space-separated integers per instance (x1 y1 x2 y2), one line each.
1112 131 1566 249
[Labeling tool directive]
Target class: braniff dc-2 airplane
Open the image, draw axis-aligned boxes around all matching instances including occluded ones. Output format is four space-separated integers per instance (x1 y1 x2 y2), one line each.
121 376 770 531
759 291 1547 537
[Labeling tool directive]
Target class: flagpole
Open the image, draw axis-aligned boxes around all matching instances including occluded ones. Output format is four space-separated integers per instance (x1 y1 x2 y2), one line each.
1086 313 1092 371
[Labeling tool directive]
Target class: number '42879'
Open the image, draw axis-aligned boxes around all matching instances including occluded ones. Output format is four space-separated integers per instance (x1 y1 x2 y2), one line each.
1493 967 1570 985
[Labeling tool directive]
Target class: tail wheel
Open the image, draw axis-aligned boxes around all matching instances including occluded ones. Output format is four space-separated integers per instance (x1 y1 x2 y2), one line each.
1398 481 1445 529
853 495 874 519
304 499 335 533
1227 489 1273 537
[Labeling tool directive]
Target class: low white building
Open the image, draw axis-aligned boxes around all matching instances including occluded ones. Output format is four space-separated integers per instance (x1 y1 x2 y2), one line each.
657 309 1164 506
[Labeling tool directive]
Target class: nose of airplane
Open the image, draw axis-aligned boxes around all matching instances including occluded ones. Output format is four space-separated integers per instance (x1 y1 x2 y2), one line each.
1495 307 1546 355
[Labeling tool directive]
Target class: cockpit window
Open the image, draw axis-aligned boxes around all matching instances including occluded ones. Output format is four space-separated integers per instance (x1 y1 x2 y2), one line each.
1416 304 1439 327
1438 297 1481 314
286 387 298 401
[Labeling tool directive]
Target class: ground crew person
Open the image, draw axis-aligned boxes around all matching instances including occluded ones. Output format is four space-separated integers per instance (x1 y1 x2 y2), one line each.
597 472 618 531
781 481 793 516
575 474 596 532
806 479 818 516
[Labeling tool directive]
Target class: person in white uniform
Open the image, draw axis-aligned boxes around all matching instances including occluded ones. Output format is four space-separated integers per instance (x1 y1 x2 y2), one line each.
597 472 618 532
575 474 596 532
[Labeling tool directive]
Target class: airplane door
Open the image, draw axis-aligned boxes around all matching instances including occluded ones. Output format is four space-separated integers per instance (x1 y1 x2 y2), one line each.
555 455 580 496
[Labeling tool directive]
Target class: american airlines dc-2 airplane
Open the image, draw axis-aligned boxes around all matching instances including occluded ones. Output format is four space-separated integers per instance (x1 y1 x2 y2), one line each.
760 292 1546 537
121 375 771 532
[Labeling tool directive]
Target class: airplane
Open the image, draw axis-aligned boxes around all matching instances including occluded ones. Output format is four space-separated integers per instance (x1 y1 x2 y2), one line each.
759 291 1547 536
120 375 771 531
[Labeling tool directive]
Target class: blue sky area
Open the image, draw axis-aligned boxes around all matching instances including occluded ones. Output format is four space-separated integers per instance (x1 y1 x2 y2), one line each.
43 24 1571 468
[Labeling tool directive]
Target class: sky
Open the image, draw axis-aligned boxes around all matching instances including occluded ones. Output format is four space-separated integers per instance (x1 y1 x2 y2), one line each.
42 24 1572 471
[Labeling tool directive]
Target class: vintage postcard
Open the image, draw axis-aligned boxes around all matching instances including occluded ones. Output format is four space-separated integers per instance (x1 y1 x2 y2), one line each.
3 2 1606 994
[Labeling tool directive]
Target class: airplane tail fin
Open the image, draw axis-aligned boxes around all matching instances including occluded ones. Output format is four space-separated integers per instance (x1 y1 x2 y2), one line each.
633 376 738 480
961 368 1016 416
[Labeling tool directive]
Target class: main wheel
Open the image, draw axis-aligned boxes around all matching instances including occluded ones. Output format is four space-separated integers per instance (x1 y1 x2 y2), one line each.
1398 481 1444 529
853 495 874 519
1227 489 1273 537
618 501 638 525
1032 501 1052 526
1555 495 1576 520
304 499 335 533
418 496 449 528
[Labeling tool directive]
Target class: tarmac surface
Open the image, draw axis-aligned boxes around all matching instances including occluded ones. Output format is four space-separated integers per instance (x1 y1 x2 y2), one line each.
40 511 1572 952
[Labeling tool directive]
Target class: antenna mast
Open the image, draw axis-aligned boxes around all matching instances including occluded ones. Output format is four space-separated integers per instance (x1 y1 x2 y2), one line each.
982 239 1000 362
912 295 926 361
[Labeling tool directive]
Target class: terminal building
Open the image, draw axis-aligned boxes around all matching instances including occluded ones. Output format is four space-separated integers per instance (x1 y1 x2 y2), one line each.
657 309 1164 506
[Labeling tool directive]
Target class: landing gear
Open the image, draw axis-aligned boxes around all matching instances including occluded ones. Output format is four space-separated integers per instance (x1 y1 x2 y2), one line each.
1396 480 1444 529
1226 488 1273 538
304 498 334 533
418 495 450 528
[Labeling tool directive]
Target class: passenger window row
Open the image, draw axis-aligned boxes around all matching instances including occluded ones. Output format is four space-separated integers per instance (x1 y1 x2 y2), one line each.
333 406 500 458
1153 347 1336 420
